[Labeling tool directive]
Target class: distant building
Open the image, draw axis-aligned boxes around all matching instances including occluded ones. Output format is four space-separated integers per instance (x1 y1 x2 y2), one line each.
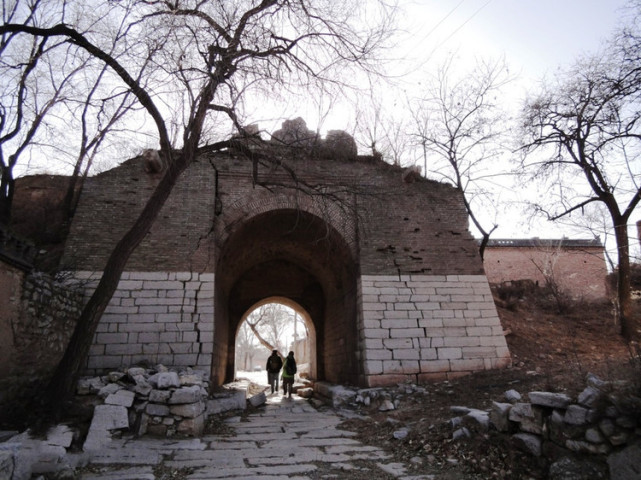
483 238 608 300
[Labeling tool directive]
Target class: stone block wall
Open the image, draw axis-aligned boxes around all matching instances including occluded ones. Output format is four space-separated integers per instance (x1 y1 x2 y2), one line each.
77 271 214 375
358 274 510 386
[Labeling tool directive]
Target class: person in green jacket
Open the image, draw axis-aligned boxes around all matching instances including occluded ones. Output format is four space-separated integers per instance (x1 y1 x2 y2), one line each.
281 351 297 398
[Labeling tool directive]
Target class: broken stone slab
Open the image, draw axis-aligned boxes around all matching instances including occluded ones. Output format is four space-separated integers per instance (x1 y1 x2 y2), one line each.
177 414 205 436
565 439 610 455
248 392 267 408
490 402 512 432
206 390 246 415
512 432 542 456
84 405 129 452
314 382 357 407
105 389 135 408
98 383 122 399
528 391 572 409
169 385 202 405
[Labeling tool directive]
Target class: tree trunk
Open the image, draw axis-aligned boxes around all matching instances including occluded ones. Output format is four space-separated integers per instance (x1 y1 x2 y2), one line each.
0 167 14 226
613 219 636 341
44 154 189 417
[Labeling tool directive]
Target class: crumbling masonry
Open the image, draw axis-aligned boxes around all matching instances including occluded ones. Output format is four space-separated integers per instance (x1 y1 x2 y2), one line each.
62 124 510 388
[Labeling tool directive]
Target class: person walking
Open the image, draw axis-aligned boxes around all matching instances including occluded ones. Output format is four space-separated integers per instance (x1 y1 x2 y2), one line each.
266 350 283 394
281 351 297 398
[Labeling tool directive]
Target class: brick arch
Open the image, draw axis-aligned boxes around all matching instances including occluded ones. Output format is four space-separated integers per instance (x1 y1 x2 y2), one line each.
213 189 358 262
210 207 361 386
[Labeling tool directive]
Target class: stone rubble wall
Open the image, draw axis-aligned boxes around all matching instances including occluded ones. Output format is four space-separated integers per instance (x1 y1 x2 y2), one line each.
75 271 214 375
77 365 212 441
358 274 511 386
0 270 82 413
449 374 641 478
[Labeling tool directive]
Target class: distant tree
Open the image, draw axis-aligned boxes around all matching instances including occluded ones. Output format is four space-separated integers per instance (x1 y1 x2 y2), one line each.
409 57 512 259
520 17 641 340
235 322 259 371
245 303 294 356
1 0 393 416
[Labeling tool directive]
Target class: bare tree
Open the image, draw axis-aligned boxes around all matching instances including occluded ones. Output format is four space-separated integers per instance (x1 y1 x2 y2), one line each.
1 0 393 415
520 24 641 340
235 322 259 371
408 57 512 259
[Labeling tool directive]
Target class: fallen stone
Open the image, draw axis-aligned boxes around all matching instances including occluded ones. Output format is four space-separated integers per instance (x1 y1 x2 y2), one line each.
512 433 541 456
564 405 588 425
77 377 105 395
528 391 572 409
490 402 512 432
462 409 490 433
452 427 471 441
248 392 266 408
508 402 534 422
169 385 202 405
504 389 522 403
145 403 170 417
170 402 206 418
149 389 171 403
578 386 603 408
150 372 180 389
297 387 314 398
378 399 395 412
393 428 409 440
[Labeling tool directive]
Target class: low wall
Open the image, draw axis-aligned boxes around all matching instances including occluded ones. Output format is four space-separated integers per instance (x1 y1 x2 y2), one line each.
358 274 511 386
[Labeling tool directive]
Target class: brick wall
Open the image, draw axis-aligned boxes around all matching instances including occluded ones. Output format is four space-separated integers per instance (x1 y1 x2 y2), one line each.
483 241 607 299
63 147 508 386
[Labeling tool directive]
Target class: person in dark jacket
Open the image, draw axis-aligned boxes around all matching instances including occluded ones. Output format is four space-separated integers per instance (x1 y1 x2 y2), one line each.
266 350 283 394
281 351 297 398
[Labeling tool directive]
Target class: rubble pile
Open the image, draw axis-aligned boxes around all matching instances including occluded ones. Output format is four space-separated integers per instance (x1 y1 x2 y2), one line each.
77 364 210 438
447 373 641 479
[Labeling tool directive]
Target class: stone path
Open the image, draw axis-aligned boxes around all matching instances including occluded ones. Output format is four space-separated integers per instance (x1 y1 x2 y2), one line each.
79 394 436 480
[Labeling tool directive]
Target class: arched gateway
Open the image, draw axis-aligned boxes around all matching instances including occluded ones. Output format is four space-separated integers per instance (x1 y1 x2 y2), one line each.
63 133 510 388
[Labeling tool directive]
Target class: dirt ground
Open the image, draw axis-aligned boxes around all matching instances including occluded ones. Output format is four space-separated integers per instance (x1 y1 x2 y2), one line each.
334 291 638 479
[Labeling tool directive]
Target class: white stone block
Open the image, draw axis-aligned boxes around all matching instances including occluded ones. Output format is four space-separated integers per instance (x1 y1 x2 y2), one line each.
420 348 438 360
381 318 416 329
383 338 413 349
393 349 420 360
389 328 424 338
362 328 389 339
437 347 462 360
365 349 392 360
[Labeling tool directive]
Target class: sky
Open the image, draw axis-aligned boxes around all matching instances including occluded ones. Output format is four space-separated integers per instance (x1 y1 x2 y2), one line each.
387 0 637 248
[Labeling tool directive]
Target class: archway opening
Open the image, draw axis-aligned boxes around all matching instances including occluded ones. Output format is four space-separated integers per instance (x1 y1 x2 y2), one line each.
234 298 316 382
212 208 360 386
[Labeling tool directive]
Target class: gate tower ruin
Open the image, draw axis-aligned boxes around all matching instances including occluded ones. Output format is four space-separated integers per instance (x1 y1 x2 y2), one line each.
62 123 510 387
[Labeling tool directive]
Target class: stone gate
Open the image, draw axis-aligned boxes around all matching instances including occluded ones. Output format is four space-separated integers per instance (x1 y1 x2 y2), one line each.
62 124 510 387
